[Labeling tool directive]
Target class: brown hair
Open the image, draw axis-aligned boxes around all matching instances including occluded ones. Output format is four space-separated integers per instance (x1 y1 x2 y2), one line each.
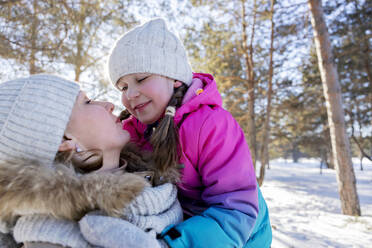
54 148 103 173
150 83 188 173
54 140 179 185
120 82 188 175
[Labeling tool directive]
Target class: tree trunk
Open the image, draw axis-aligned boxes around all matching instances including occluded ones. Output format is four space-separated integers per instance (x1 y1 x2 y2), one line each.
29 0 38 74
292 146 299 163
359 155 363 171
327 146 334 169
308 0 361 216
258 0 275 186
241 0 257 169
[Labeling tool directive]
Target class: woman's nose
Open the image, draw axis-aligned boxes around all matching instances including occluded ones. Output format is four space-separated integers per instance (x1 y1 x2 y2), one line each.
96 101 114 113
105 102 115 113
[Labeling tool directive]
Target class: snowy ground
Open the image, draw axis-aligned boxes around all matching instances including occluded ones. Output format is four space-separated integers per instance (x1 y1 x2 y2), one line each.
260 158 372 248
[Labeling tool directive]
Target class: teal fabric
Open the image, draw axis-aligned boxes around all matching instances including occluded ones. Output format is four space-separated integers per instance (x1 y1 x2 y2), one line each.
162 186 272 248
162 208 244 248
244 186 272 248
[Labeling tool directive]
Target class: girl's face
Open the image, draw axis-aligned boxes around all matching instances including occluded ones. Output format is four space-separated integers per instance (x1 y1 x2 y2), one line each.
65 91 130 161
117 73 175 124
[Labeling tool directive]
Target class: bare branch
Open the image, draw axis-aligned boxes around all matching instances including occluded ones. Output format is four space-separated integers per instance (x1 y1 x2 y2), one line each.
0 0 21 6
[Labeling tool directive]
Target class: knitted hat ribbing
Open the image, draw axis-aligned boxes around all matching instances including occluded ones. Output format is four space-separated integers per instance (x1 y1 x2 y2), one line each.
0 74 80 165
108 18 193 87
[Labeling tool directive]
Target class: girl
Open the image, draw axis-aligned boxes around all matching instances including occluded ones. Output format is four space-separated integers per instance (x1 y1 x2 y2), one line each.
108 18 272 247
0 74 182 248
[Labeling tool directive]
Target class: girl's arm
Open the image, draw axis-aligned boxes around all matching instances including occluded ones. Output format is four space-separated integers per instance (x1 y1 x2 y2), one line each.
163 107 259 247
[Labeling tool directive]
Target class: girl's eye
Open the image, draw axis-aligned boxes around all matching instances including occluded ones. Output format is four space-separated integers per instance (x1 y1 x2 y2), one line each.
117 83 128 91
85 99 92 104
138 76 149 83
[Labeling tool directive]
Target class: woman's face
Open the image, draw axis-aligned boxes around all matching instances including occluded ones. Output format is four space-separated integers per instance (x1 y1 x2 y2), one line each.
117 73 175 124
65 91 130 160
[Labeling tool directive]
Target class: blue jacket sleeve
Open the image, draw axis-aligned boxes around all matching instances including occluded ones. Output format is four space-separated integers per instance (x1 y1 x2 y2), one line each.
162 206 256 248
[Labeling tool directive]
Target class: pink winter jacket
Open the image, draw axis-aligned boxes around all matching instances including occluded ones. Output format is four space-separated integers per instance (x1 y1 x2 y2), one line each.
123 73 259 246
123 72 258 216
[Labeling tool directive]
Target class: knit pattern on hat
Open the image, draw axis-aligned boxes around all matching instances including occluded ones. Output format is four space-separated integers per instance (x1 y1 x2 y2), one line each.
0 74 80 165
13 215 92 248
108 18 193 87
124 183 183 235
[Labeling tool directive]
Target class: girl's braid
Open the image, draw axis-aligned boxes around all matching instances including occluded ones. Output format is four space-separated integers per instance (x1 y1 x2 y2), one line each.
150 83 188 173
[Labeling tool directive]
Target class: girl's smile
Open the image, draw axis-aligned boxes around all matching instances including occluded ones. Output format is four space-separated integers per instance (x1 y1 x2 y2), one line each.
133 100 151 112
117 73 178 124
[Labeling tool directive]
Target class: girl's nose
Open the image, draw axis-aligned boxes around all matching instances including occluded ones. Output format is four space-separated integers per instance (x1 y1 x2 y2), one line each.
126 87 140 99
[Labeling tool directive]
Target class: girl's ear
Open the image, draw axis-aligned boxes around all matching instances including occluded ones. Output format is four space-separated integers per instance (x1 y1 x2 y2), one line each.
58 139 76 152
174 80 182 88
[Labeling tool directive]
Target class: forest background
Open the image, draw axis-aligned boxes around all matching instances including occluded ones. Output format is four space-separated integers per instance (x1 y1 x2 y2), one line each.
0 0 371 217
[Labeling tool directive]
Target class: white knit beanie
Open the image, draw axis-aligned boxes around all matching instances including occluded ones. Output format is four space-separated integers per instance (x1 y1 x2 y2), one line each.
0 74 80 165
108 18 193 87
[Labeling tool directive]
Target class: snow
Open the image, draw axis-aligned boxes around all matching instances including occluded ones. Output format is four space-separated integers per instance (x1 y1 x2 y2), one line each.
260 158 372 248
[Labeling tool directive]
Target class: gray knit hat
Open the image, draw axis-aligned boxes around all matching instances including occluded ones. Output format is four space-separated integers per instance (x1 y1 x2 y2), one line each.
0 74 80 165
108 18 193 87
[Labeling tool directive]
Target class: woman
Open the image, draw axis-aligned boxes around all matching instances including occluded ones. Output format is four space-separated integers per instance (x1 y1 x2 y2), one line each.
0 74 182 248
